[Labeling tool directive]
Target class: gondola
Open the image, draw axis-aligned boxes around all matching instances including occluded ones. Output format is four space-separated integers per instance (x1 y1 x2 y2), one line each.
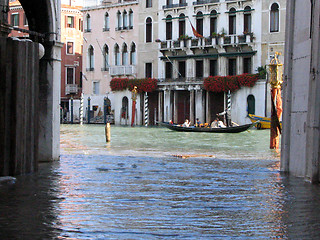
248 114 282 130
159 121 256 133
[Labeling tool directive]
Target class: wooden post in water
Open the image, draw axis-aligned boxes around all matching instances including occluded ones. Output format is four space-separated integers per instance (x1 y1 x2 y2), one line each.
105 122 111 142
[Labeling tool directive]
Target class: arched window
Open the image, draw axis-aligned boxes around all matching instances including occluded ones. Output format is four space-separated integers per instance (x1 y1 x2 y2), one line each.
104 12 109 31
244 6 252 33
88 45 94 70
117 11 122 29
166 15 172 40
270 3 279 32
123 10 128 29
210 10 218 36
196 11 203 36
146 17 152 42
247 94 255 115
130 42 136 65
86 14 91 32
129 9 133 29
122 43 128 65
121 97 129 119
179 14 185 38
114 44 120 65
229 8 236 34
103 45 109 69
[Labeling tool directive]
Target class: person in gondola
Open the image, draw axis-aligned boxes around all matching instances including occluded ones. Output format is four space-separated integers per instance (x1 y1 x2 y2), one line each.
195 118 201 127
182 119 190 127
211 118 219 128
218 108 231 127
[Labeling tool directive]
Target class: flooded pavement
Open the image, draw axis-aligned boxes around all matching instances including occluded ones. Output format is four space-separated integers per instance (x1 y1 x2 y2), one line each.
1 125 320 239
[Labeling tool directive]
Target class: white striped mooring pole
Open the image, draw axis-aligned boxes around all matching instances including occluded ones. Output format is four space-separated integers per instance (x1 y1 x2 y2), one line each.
144 92 148 127
80 93 84 125
227 90 231 111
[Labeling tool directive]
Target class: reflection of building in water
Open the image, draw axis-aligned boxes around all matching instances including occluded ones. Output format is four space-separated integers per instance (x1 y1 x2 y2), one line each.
281 1 320 183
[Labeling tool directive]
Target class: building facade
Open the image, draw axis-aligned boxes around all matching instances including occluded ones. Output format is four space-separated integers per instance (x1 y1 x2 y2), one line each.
82 0 139 124
82 0 286 126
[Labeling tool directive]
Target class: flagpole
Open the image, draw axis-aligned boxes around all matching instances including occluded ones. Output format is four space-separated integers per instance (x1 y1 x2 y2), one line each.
165 55 182 78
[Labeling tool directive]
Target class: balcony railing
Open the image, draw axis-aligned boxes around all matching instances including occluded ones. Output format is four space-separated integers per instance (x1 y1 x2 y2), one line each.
86 67 94 72
160 34 254 50
109 65 136 76
163 2 187 9
158 77 204 83
193 0 219 5
65 84 78 95
103 27 110 32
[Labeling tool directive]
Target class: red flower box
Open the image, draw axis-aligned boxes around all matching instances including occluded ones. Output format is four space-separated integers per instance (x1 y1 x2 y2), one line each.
204 74 259 93
110 78 158 93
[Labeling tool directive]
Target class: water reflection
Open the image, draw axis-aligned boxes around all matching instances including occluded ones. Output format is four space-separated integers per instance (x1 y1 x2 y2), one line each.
0 125 320 239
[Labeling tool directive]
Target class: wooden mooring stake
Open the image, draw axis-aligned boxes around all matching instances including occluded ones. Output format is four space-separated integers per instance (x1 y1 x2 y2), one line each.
105 123 111 142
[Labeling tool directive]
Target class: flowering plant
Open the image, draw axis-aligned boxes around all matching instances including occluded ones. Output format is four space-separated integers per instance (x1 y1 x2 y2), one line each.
204 74 259 93
110 78 158 93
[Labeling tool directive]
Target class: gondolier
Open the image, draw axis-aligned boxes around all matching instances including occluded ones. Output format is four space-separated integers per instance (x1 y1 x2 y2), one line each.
218 108 231 127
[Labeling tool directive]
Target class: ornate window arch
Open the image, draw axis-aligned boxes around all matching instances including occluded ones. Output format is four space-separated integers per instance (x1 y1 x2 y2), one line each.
270 3 279 32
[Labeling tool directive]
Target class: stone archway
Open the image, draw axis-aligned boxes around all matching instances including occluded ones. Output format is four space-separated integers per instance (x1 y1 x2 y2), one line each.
0 0 62 176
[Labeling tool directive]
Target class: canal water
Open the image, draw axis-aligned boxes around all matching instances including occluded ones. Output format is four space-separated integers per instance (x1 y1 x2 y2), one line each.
1 125 320 239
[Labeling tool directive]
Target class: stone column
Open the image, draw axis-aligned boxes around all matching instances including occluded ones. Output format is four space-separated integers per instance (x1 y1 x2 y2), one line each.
173 90 178 123
195 88 204 123
38 41 63 162
0 0 10 37
158 91 163 123
189 89 195 124
206 90 210 123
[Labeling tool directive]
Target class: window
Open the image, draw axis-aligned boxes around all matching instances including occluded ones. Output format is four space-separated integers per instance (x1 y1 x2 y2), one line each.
129 9 133 29
104 12 109 31
66 67 75 84
146 0 152 8
146 17 152 42
243 57 252 74
210 10 217 36
88 45 94 70
122 44 128 65
247 94 255 115
117 11 122 29
228 58 237 76
229 8 236 35
103 45 109 69
270 3 279 32
67 16 75 28
196 12 203 36
66 42 74 54
115 44 120 65
178 61 186 78
79 19 83 31
166 15 172 40
165 62 172 79
123 10 128 29
196 60 203 78
86 14 91 32
179 14 185 38
93 82 100 95
145 63 152 78
244 6 252 33
11 13 19 27
130 43 136 65
210 59 217 76
23 13 28 26
166 0 173 6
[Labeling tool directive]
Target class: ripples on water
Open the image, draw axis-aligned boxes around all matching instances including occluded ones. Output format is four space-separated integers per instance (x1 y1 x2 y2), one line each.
1 125 320 239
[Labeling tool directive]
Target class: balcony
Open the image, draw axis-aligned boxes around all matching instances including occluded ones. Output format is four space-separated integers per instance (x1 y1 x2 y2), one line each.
163 2 187 9
65 84 78 95
109 65 136 76
193 0 219 5
160 33 254 51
